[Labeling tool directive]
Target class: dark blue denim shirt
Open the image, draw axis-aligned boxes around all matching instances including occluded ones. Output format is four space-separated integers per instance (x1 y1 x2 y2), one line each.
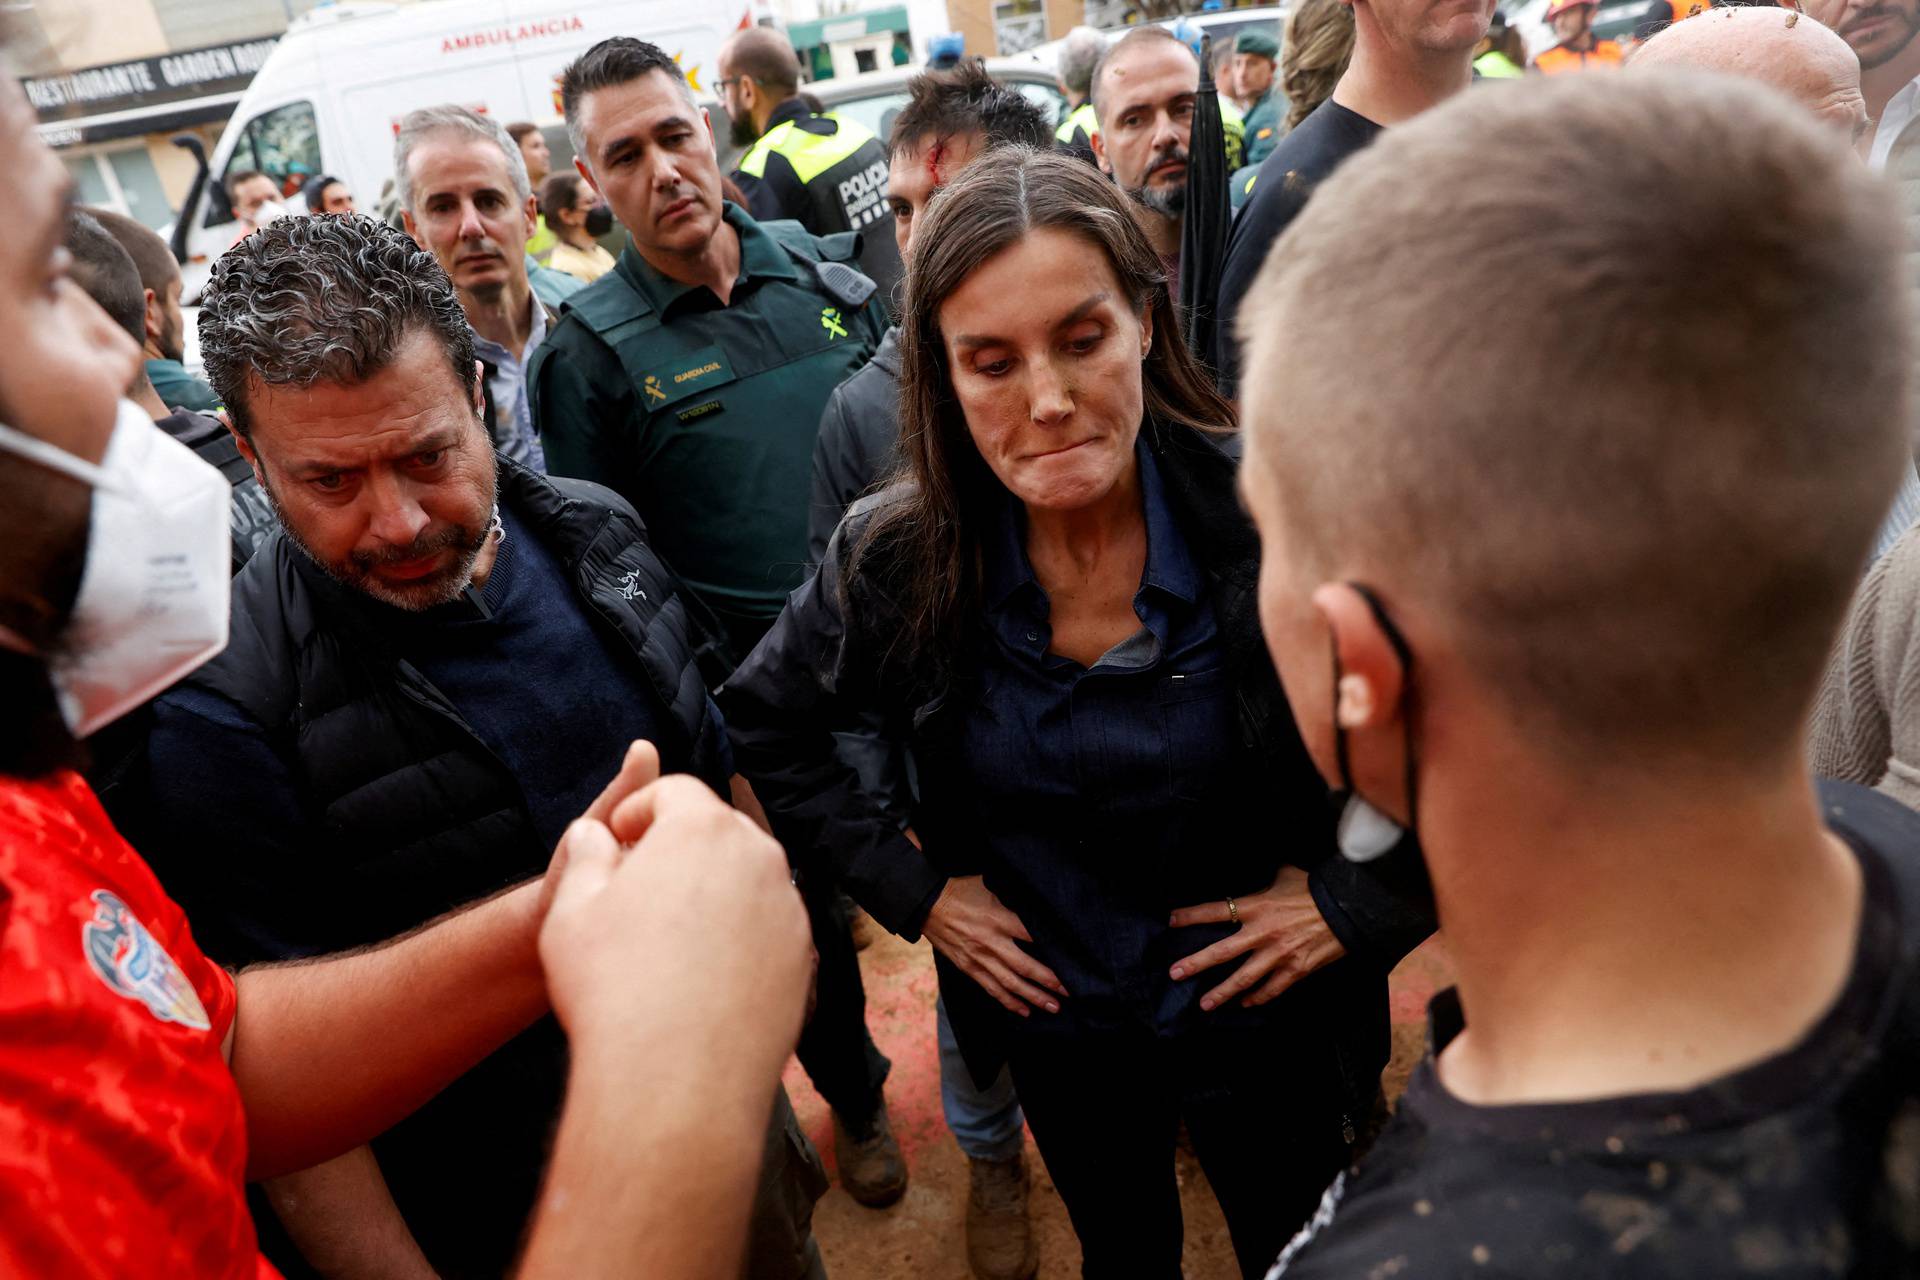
960 441 1274 1040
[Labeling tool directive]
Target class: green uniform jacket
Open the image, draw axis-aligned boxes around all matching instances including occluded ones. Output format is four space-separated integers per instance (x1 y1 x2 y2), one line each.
1242 89 1285 170
528 202 885 655
147 357 219 412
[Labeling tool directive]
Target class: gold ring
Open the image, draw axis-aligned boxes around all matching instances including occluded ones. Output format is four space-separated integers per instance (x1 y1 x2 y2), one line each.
1227 896 1240 926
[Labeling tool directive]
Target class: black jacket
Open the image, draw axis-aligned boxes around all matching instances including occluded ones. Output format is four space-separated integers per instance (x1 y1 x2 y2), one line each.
808 325 904 563
156 408 277 573
724 421 1436 1087
104 464 730 1277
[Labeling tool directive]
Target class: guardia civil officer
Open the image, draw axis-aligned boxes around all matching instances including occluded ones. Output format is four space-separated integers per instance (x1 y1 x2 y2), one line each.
1236 29 1287 170
718 26 902 306
530 35 906 1209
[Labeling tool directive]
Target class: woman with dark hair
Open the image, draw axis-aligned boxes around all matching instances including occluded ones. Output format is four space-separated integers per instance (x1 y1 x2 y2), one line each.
537 171 616 283
725 148 1428 1278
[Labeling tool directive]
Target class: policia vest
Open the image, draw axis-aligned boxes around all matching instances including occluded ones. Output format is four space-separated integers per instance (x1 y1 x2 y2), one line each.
531 205 885 663
734 98 903 310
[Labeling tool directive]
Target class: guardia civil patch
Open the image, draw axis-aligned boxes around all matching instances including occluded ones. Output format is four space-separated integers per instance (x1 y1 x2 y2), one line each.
640 345 734 410
82 889 211 1030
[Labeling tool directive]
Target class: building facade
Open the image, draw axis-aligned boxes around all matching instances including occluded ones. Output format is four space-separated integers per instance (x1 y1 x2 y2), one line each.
945 0 1085 56
11 0 319 230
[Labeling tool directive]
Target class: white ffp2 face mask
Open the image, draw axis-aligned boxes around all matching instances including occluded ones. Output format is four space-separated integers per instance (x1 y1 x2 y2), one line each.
0 400 232 737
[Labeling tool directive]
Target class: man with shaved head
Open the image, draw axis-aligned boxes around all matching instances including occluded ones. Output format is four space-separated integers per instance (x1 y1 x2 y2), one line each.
1634 5 1870 140
719 24 901 300
1239 72 1920 1277
1631 3 1920 562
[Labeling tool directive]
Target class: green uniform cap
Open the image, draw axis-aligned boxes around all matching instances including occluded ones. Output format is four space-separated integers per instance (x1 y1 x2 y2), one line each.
1234 28 1280 59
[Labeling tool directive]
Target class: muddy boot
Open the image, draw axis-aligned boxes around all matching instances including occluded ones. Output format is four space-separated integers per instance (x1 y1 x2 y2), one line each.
833 1104 908 1207
966 1152 1037 1280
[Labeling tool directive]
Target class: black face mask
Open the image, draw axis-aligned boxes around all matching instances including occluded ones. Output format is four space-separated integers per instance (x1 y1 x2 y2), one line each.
1328 583 1419 862
583 203 614 237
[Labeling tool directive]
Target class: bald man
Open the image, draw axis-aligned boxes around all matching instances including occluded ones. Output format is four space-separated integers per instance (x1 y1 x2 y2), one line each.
1635 4 1920 575
1238 72 1920 1278
720 26 902 301
1633 5 1869 140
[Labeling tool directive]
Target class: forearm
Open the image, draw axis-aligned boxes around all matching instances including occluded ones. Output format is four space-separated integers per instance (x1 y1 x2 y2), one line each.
1307 843 1438 971
233 881 547 1179
517 1044 780 1279
262 1147 439 1280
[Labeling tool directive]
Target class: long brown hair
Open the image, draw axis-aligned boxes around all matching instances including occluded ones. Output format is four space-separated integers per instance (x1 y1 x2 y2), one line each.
1282 0 1356 131
852 147 1235 684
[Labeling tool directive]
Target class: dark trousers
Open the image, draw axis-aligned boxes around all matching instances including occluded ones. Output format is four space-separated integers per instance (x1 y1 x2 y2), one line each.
1006 1026 1352 1280
746 1087 832 1280
794 874 891 1128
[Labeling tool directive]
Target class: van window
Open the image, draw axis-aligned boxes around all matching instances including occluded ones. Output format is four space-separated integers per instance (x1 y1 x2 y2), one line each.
208 100 321 226
1013 82 1067 131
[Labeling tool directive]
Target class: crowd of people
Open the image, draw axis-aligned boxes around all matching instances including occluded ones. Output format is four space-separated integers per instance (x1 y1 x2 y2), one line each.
5 2 1920 1279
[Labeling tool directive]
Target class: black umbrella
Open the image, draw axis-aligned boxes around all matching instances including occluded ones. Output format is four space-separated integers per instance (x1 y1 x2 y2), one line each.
1180 32 1231 366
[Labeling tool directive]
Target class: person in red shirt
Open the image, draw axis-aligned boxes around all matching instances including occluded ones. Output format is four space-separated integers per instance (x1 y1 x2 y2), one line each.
0 69 812 1280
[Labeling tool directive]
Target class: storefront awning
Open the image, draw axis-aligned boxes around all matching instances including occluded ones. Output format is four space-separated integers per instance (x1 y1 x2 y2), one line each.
21 35 277 149
787 6 910 50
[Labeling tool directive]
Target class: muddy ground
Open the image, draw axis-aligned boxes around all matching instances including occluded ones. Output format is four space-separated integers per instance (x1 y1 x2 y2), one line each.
780 929 1454 1279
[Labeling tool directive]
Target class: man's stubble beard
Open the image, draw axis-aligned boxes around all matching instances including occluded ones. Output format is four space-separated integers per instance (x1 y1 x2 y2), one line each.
158 310 185 364
1126 152 1189 220
729 108 759 149
1859 10 1920 67
259 448 499 612
0 459 90 655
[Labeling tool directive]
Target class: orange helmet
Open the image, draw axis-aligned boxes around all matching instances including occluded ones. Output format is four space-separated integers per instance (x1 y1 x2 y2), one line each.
1544 0 1600 17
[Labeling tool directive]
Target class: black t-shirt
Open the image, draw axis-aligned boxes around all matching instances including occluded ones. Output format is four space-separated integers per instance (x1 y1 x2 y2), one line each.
1269 780 1920 1279
1211 100 1384 396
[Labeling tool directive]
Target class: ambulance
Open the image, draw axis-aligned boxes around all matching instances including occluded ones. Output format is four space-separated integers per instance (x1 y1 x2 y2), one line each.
169 0 760 298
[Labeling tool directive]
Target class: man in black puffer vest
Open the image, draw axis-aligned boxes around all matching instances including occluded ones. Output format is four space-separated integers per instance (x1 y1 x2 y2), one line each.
101 215 828 1280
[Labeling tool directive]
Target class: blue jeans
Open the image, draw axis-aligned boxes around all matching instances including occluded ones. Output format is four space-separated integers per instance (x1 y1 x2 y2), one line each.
937 995 1025 1162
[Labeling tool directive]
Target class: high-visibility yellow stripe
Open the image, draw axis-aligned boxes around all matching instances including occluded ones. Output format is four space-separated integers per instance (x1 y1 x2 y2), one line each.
1055 101 1098 144
741 114 880 185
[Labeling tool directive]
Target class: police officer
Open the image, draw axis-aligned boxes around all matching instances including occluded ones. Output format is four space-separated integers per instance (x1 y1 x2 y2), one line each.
1053 26 1106 165
1236 28 1286 169
719 26 903 307
532 36 908 1209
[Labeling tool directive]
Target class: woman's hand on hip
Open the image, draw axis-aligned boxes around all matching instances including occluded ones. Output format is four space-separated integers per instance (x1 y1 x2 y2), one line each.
921 875 1069 1018
1168 866 1347 1011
